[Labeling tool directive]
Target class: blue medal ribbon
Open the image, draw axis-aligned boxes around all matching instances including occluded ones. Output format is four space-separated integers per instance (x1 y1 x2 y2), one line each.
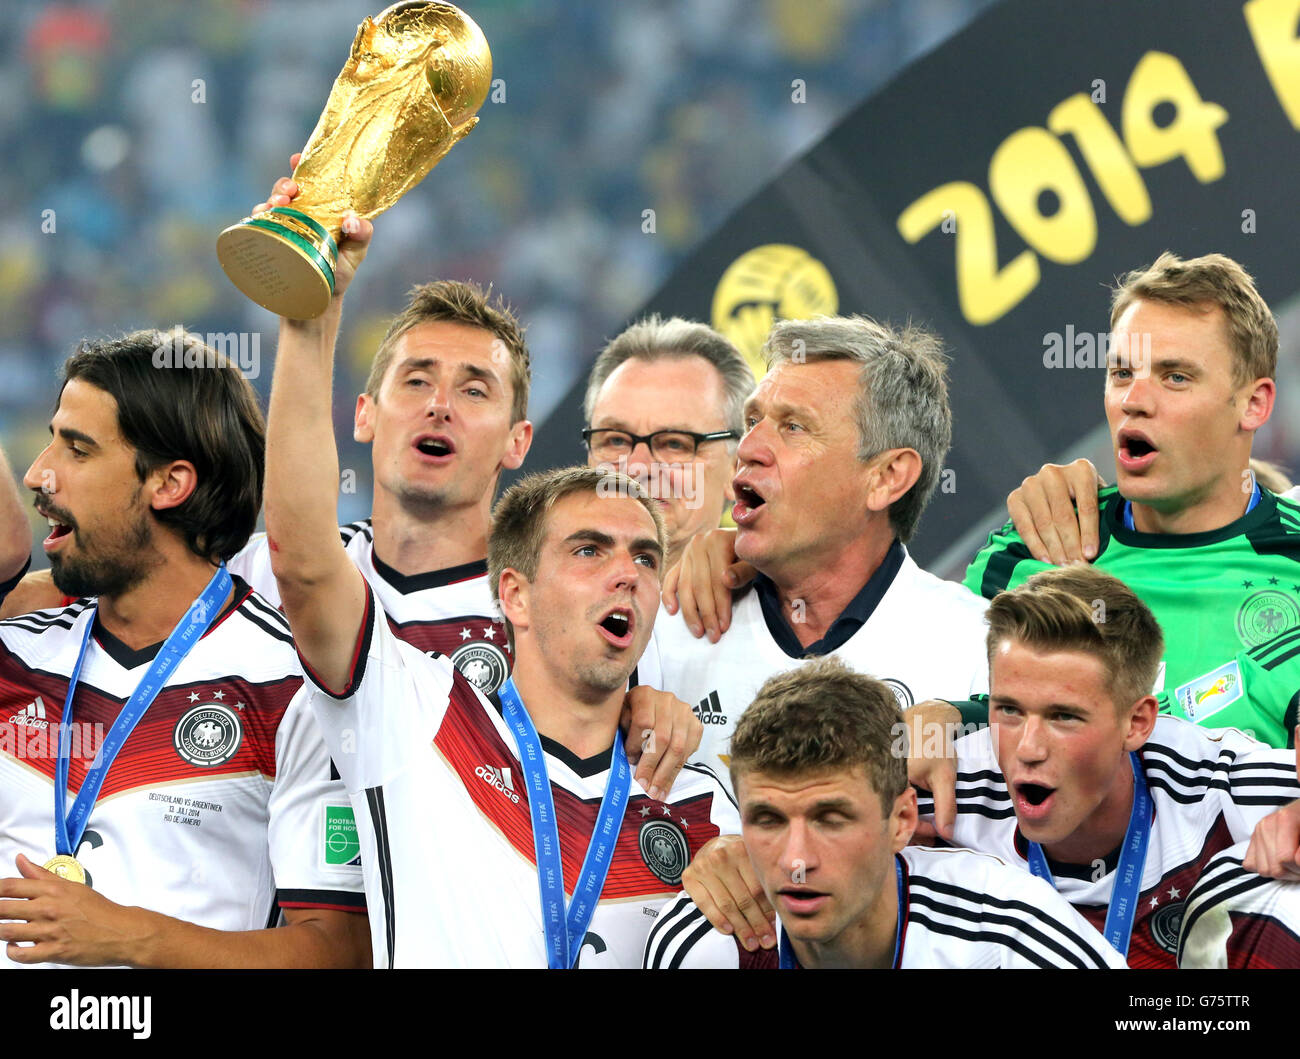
54 565 232 858
779 855 905 969
498 677 631 969
1025 750 1152 957
1122 481 1259 531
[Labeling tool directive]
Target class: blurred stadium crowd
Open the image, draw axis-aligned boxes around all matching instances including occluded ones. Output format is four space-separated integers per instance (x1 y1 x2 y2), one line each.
1 0 994 546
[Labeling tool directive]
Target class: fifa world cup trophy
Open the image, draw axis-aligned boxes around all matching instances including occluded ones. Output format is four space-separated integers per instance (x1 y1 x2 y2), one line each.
217 1 491 318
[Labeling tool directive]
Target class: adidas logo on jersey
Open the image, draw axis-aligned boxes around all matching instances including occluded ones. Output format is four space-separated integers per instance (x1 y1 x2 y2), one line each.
8 696 49 730
692 691 726 725
475 764 520 804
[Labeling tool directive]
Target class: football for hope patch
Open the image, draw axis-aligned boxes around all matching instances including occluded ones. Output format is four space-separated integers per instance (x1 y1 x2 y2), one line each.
1173 660 1243 724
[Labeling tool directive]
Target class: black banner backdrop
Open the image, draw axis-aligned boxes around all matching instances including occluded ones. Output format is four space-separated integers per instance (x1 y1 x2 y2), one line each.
527 0 1300 568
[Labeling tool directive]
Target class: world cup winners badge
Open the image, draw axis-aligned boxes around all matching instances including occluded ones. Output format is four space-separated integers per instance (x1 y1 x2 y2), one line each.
174 701 243 767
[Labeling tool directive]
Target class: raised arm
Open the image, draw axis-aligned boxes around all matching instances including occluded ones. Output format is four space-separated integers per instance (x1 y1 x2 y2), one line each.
0 441 31 588
263 173 374 693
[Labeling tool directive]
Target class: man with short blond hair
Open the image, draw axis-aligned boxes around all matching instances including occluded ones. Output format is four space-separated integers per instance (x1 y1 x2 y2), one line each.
967 250 1300 747
917 565 1300 968
364 278 531 424
646 656 1122 969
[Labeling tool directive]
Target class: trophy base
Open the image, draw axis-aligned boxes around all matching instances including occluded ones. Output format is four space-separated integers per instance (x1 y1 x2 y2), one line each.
217 207 338 320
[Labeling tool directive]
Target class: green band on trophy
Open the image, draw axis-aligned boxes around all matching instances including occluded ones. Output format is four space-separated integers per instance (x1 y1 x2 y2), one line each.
268 207 340 261
244 219 337 292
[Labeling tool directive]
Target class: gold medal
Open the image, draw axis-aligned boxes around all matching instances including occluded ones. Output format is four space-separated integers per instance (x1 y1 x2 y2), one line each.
42 854 86 884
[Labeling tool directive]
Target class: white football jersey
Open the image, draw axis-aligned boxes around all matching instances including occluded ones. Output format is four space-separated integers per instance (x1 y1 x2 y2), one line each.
654 547 989 787
1178 841 1300 968
0 580 365 968
301 585 741 968
916 716 1299 968
644 844 1125 968
233 521 513 695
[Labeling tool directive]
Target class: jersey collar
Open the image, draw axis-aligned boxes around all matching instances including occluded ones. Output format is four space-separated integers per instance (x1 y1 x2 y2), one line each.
485 690 615 778
91 574 250 669
370 550 488 595
753 539 906 659
1108 483 1275 549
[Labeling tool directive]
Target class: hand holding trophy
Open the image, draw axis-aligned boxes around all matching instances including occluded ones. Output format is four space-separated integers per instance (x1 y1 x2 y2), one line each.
217 1 491 319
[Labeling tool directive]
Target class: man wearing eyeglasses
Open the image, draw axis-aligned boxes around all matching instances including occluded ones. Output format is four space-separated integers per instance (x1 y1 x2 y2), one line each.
582 316 755 569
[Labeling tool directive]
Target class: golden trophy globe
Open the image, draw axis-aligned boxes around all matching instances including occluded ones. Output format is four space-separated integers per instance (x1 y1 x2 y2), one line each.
217 1 491 319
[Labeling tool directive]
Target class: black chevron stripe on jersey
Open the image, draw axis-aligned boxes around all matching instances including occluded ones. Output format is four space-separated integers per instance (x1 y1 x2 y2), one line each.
1146 774 1295 807
339 519 373 546
956 767 1008 786
1143 742 1297 789
0 600 91 633
673 916 717 969
1248 626 1300 669
243 592 292 634
908 876 1112 968
682 762 737 809
239 607 294 648
365 785 396 970
913 789 1014 822
973 525 1035 599
644 899 707 969
1142 747 1297 806
907 910 1101 968
948 770 1015 819
0 614 78 635
3 598 92 620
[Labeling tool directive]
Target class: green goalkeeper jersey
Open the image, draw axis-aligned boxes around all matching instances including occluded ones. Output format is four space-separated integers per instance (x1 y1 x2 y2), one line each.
1153 632 1300 749
965 485 1300 744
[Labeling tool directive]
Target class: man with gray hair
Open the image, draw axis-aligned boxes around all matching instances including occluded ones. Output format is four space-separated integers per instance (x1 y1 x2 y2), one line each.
654 314 990 952
583 315 755 568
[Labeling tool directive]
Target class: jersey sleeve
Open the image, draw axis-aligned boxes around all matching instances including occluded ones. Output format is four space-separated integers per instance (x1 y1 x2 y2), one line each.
226 534 280 608
267 686 367 912
299 583 457 794
686 761 740 836
1178 841 1300 969
1159 633 1300 749
988 866 1128 969
962 485 1120 601
962 517 1048 600
914 725 1008 824
643 893 743 968
1186 727 1300 841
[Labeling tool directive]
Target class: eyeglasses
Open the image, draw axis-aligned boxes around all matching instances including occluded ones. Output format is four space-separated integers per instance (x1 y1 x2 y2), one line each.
581 428 738 462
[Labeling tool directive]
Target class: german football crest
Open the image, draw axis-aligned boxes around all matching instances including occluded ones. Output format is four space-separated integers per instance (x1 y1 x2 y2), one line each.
639 819 690 886
174 703 243 767
881 678 915 709
450 641 509 693
1236 589 1300 647
1149 901 1184 955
